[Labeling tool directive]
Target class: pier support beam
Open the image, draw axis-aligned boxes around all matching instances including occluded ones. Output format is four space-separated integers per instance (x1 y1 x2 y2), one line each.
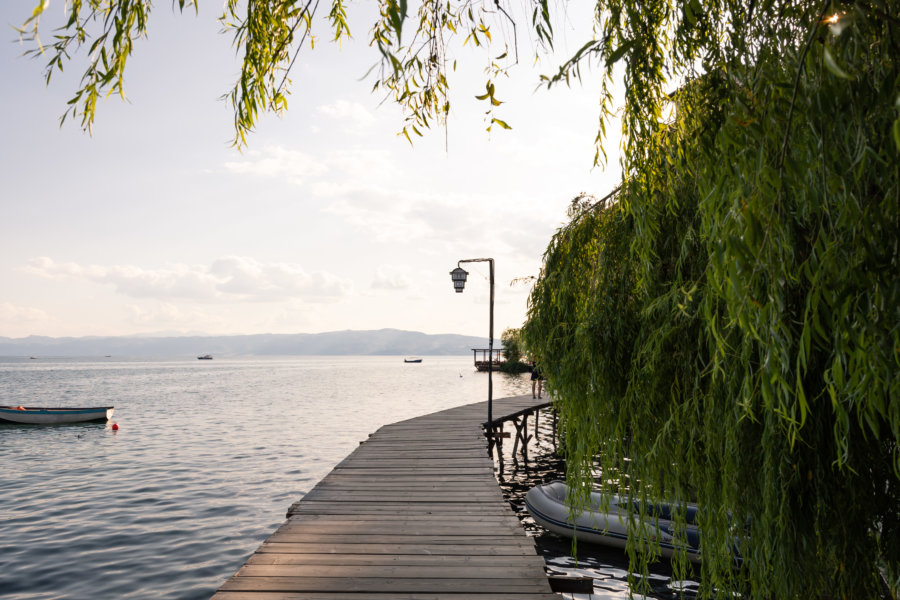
511 414 532 462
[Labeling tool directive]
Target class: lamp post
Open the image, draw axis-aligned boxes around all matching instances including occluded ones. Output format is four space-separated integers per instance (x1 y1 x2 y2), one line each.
450 258 495 442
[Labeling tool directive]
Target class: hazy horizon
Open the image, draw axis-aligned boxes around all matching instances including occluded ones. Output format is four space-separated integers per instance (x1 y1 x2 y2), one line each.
0 328 494 357
1 326 484 341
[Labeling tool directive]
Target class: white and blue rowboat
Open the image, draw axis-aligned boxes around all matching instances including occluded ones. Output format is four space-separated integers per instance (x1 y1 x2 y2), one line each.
0 406 114 425
525 480 702 562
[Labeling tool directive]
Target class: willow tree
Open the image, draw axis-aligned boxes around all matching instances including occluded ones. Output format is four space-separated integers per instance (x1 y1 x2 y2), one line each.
17 0 900 597
523 3 899 599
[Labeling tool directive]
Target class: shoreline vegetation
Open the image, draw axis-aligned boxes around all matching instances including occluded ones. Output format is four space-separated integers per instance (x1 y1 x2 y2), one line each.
498 360 531 374
499 327 531 375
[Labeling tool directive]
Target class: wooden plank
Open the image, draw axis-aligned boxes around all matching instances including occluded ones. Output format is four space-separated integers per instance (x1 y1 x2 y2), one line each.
286 502 513 513
285 508 513 515
218 576 550 593
274 524 522 536
236 564 544 579
213 592 560 600
245 553 548 567
322 472 494 478
256 543 536 555
301 493 503 503
265 534 535 546
310 482 500 490
283 514 521 524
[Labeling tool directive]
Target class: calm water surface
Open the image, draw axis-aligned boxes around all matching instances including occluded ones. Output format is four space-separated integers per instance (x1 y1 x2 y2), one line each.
0 355 530 599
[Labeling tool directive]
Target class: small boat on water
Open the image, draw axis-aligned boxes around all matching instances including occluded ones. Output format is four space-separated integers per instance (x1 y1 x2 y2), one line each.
197 354 213 360
525 480 702 562
403 357 423 363
0 406 114 425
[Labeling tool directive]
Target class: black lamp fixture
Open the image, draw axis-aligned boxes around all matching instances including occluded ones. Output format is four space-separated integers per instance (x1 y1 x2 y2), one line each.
450 267 468 293
450 258 495 443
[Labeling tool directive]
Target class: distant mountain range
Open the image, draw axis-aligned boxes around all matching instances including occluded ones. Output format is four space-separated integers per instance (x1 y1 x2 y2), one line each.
0 329 491 358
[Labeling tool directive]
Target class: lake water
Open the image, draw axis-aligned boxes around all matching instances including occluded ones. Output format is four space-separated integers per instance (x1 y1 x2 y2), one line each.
0 355 532 599
1 355 691 600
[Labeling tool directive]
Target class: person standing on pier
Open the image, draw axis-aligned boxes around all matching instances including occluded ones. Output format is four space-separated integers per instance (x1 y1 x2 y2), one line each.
531 360 545 399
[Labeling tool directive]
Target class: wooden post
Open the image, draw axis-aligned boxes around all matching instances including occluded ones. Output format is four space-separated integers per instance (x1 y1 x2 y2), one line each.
521 412 530 462
511 417 522 458
496 423 504 474
553 408 558 451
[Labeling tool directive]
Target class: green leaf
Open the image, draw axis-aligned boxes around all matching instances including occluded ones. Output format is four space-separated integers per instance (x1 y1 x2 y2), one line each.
490 117 511 130
823 47 851 79
892 117 900 153
607 40 633 66
684 0 702 25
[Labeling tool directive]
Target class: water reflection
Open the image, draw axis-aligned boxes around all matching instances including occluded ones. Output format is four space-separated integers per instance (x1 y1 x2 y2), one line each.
492 404 700 600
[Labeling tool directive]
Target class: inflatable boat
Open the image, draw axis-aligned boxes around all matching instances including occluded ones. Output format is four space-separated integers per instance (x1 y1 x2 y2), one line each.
525 480 702 562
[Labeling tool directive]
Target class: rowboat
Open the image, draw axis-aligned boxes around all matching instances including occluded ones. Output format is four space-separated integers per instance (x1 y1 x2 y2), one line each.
0 406 114 425
197 354 213 360
525 480 702 562
403 357 423 363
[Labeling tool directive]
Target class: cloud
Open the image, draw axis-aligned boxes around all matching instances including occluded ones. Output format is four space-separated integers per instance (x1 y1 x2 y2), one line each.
126 303 199 327
313 182 488 245
22 256 352 303
0 302 49 324
223 145 328 185
312 181 551 257
317 99 377 129
325 145 400 183
210 256 351 299
371 265 412 291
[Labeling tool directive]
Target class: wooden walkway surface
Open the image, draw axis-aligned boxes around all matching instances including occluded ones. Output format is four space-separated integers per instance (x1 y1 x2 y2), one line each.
212 395 555 600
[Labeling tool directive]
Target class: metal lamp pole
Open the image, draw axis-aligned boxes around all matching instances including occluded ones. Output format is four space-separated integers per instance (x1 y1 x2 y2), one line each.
450 258 495 438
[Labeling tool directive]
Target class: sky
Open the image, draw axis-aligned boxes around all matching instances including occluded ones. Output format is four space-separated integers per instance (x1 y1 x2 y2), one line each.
0 1 622 340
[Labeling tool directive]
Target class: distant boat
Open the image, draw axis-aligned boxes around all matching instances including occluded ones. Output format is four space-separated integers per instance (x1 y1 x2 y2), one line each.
403 357 423 363
197 355 213 360
0 406 114 425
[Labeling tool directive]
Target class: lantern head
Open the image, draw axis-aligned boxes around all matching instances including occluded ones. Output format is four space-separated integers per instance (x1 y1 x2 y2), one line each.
450 267 468 293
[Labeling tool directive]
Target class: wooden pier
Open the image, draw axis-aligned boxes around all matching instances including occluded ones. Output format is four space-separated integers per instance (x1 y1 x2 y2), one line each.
212 395 555 600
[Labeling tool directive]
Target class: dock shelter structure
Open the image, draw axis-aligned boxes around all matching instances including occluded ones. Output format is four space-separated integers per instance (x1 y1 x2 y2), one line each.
471 348 503 372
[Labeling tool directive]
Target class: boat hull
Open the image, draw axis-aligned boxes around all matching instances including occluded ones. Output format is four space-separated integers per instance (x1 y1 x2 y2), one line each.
525 480 701 562
0 406 114 425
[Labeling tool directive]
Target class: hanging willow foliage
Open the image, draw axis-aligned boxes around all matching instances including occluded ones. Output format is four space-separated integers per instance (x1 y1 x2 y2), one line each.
524 2 899 598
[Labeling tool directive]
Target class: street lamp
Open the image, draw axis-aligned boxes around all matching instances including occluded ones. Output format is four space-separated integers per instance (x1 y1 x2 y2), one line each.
450 258 495 443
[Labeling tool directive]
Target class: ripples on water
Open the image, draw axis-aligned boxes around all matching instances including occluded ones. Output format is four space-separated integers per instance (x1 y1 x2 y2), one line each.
493 410 701 600
0 356 531 600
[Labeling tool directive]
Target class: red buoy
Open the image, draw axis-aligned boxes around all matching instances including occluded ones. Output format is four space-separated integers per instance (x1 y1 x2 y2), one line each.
111 422 119 431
